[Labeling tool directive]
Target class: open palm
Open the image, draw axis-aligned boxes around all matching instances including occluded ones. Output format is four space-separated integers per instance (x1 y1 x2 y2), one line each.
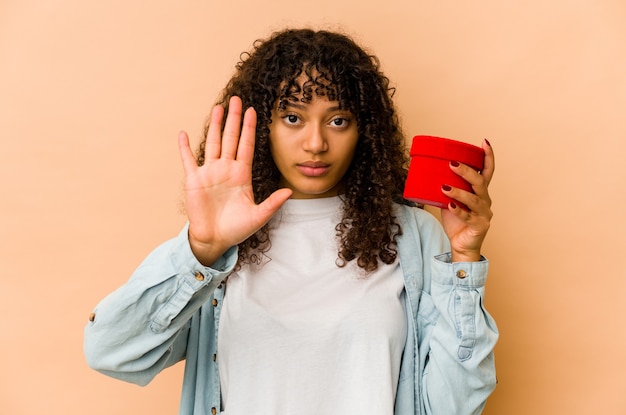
178 96 292 265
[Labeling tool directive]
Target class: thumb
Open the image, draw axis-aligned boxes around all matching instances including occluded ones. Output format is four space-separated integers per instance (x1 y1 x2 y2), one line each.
256 188 293 222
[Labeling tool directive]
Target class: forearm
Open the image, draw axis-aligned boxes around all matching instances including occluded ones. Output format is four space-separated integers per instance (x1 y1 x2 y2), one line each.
83 224 237 385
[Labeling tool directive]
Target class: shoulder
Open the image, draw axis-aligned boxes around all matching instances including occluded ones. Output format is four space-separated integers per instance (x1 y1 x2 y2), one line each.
394 202 449 253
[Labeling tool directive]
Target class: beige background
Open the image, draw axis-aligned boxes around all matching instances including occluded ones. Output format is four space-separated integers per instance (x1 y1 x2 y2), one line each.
1 1 625 414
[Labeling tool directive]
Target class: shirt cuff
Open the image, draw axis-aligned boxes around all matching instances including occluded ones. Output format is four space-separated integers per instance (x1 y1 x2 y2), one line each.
170 223 238 287
432 253 489 288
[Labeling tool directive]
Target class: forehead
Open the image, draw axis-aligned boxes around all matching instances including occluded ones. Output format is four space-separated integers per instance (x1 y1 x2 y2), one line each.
277 66 344 111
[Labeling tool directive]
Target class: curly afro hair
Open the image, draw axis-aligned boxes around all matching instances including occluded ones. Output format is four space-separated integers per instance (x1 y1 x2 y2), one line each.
197 28 411 272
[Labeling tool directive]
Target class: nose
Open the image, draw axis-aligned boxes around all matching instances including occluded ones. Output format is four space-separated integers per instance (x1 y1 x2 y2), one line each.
302 124 328 154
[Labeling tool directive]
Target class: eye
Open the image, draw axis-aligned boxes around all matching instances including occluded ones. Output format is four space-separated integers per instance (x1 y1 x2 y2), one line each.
330 117 351 128
282 113 301 125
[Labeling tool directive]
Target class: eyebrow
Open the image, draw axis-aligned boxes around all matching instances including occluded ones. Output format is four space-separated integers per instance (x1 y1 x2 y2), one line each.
282 102 344 112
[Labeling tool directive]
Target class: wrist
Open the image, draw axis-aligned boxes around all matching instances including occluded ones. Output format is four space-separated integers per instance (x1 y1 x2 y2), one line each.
451 250 481 263
188 234 229 267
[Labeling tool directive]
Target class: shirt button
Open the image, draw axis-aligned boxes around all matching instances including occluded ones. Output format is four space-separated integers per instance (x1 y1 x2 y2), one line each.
212 298 218 307
213 353 217 362
456 270 467 279
194 272 204 281
211 407 217 415
88 312 96 322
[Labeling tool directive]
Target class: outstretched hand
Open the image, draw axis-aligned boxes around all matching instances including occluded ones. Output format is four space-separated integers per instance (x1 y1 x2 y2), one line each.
440 140 495 262
178 96 292 266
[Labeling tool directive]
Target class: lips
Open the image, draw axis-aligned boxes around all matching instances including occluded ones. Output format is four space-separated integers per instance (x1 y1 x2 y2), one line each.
296 161 330 177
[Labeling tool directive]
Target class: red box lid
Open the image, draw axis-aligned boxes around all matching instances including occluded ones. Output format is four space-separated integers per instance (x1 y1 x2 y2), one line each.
409 135 484 170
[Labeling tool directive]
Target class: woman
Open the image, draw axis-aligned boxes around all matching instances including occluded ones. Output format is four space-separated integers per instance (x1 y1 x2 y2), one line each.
84 28 498 415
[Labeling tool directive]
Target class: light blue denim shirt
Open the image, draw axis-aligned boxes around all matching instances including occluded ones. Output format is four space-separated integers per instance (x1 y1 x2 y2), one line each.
84 204 498 414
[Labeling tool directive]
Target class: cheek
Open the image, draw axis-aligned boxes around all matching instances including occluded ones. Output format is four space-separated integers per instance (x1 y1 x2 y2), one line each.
338 137 359 164
269 130 301 162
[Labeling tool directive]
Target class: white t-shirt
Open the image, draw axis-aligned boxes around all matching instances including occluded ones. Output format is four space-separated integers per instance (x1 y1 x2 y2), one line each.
218 196 407 415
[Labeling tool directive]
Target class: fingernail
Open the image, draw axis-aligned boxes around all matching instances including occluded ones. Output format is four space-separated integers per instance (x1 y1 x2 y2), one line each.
484 138 491 147
442 184 452 192
450 160 460 167
450 202 457 209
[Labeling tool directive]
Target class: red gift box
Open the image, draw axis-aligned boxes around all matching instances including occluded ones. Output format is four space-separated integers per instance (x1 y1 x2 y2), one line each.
403 135 484 209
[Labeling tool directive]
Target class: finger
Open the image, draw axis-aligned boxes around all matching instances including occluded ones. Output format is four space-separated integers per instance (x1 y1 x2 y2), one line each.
450 161 489 198
445 200 471 218
178 131 197 174
442 183 492 214
221 96 243 159
236 106 257 165
442 184 475 212
480 139 495 186
205 105 225 160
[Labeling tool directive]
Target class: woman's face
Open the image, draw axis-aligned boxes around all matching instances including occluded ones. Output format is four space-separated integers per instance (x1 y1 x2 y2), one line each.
269 95 359 199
